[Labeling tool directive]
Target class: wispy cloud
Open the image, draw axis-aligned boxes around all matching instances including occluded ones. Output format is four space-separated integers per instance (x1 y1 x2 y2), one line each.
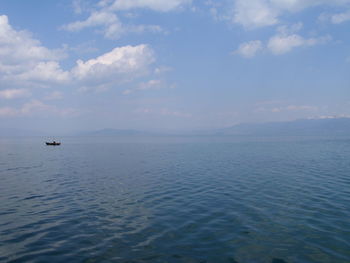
61 0 180 39
232 0 279 29
0 89 31 99
234 40 263 58
320 10 350 24
267 34 330 55
108 0 192 12
63 12 163 39
62 11 119 32
235 23 330 58
212 0 350 29
0 100 82 118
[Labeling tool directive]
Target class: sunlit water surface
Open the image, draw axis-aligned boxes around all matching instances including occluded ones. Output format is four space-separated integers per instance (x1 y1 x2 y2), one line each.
0 136 349 263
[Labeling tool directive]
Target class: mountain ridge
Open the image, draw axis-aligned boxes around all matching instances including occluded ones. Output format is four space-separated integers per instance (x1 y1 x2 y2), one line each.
1 117 350 137
215 117 350 136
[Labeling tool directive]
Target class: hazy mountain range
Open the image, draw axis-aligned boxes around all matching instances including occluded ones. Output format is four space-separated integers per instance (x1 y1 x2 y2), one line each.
1 118 350 137
78 117 350 137
215 117 350 136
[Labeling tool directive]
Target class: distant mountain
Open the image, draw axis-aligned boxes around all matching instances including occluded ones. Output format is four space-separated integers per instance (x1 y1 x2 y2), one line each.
78 128 153 136
75 118 350 137
5 118 348 137
215 118 350 136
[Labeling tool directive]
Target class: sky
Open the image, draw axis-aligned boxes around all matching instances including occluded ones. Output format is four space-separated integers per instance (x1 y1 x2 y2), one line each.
0 0 349 133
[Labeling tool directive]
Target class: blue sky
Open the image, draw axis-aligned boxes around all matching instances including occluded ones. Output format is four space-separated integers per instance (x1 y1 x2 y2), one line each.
0 0 349 133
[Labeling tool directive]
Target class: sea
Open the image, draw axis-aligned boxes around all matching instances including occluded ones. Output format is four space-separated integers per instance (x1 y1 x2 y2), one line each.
0 136 349 263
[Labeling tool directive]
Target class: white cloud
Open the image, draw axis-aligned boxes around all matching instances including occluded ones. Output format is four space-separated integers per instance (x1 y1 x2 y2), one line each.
236 23 329 58
72 44 155 86
276 22 303 34
62 0 176 40
17 61 70 84
62 10 163 39
0 89 31 99
215 0 350 29
72 0 91 14
267 33 330 54
330 10 350 24
235 40 263 58
108 0 192 12
1 14 158 96
74 44 158 93
0 14 164 121
319 10 350 24
0 15 157 94
233 0 279 28
0 15 67 88
0 15 65 70
63 11 119 32
268 34 307 54
62 11 132 39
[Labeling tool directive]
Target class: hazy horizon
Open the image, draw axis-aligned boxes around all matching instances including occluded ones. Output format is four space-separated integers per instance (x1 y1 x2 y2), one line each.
0 1 349 133
1 116 350 137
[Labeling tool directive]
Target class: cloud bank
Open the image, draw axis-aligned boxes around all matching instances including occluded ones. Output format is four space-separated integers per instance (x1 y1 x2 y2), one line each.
0 15 159 117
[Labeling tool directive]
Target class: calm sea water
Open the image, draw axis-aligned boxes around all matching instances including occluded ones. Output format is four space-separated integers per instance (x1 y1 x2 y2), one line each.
0 136 349 263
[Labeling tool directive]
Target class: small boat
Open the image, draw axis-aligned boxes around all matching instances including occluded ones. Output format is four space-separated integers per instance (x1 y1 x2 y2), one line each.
46 141 61 146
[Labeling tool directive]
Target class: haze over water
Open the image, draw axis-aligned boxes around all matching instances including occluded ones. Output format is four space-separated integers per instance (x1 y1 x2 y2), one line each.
0 136 349 263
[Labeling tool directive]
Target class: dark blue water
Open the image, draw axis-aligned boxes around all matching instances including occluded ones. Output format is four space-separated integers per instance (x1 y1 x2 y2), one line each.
0 136 349 263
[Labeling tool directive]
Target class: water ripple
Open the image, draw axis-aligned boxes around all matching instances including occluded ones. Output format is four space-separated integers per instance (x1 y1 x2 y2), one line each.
0 138 350 262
